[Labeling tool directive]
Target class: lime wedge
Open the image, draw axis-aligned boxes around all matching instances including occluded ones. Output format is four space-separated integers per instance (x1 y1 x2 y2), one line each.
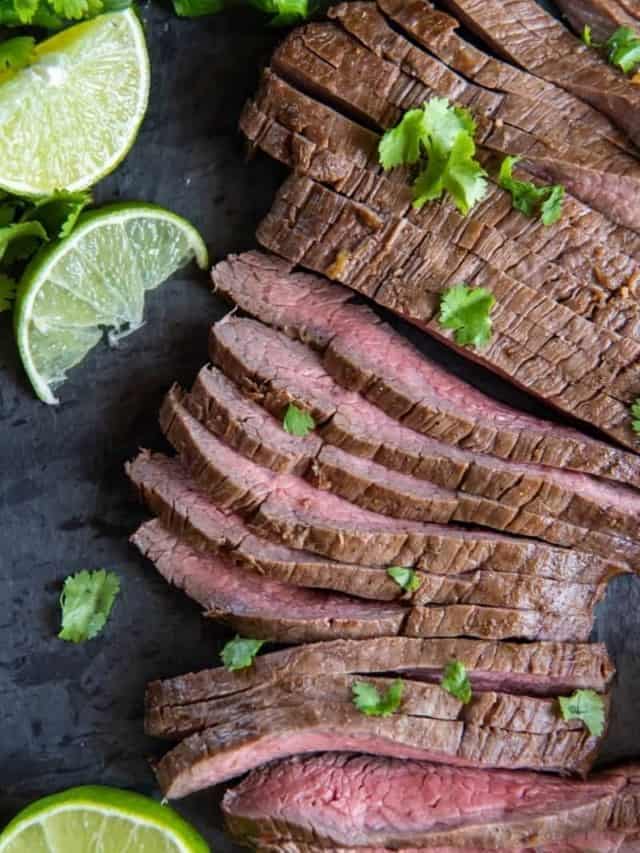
15 202 209 404
0 785 209 852
0 10 150 195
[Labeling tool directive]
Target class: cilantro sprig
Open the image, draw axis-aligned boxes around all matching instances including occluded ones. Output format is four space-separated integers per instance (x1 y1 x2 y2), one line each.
387 565 422 593
439 283 495 348
171 0 309 25
440 660 472 704
606 27 640 74
0 0 130 28
558 689 606 737
58 569 120 643
283 403 316 437
498 156 565 226
352 679 403 717
378 98 488 215
630 398 640 435
221 635 265 671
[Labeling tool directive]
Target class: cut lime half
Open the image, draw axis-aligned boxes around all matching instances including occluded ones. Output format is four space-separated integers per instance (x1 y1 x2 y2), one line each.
0 10 150 195
0 785 209 852
15 202 209 404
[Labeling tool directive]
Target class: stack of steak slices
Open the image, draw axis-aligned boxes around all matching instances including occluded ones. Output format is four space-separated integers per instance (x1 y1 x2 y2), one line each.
131 0 640 842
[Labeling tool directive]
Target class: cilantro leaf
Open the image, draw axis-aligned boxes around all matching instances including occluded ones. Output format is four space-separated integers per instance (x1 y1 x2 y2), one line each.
221 635 265 671
606 26 640 74
558 689 606 737
630 398 640 434
499 156 565 226
387 565 422 593
172 0 223 15
439 283 495 348
352 679 403 717
283 403 315 437
0 36 35 73
441 660 472 704
24 190 92 240
379 98 487 215
12 0 39 23
582 25 592 46
0 221 48 264
0 274 17 312
58 569 120 643
50 0 102 19
251 0 309 26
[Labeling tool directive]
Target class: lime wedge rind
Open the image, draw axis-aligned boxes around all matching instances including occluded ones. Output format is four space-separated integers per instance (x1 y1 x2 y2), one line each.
0 10 150 196
15 203 209 405
0 785 209 852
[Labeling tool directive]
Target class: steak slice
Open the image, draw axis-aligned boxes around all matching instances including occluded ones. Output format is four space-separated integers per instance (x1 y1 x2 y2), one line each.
131 519 405 642
154 702 599 799
209 314 640 558
242 74 640 345
146 637 615 708
328 1 640 233
438 0 640 147
256 173 640 450
213 251 640 489
553 0 640 41
222 754 628 850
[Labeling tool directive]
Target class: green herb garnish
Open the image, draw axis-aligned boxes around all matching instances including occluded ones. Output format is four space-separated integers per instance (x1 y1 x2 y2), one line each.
378 97 487 215
440 660 472 704
558 689 606 737
352 679 403 717
439 283 495 348
283 403 316 437
606 26 640 74
221 635 265 671
387 565 422 593
499 156 565 226
171 0 309 25
0 0 129 28
58 569 120 643
631 398 640 434
582 24 592 46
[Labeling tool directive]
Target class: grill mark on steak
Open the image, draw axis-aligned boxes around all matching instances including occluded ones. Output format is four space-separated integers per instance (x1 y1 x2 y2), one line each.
131 519 406 642
208 314 640 558
437 0 640 147
213 251 640 487
146 635 615 710
256 173 640 449
222 753 631 850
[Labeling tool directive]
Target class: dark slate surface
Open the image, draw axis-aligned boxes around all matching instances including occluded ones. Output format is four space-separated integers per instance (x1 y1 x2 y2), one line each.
0 1 639 849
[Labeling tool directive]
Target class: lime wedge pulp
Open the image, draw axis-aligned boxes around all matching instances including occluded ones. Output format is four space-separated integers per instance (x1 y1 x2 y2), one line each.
0 9 150 195
15 202 209 404
0 785 209 852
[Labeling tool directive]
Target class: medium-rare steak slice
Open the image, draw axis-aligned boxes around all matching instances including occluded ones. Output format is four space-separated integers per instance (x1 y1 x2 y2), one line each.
328 1 640 232
256 173 640 450
157 388 622 581
553 0 640 41
438 0 640 147
222 754 629 850
209 314 640 558
154 702 600 799
242 76 640 345
146 637 614 708
213 251 640 488
131 519 405 642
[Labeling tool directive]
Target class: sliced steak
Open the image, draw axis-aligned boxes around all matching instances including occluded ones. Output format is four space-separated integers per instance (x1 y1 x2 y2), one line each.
242 76 640 346
256 173 640 450
146 636 615 708
222 754 629 850
553 0 640 41
131 519 405 642
438 0 640 146
209 314 640 559
328 1 640 232
213 251 640 488
154 701 599 799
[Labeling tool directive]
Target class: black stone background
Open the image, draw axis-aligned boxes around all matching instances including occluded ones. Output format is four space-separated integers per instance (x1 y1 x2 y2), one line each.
0 1 638 849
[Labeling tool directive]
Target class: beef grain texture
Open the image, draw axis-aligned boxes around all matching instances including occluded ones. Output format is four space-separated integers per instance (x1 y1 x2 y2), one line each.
146 635 615 707
209 314 640 562
256 173 640 450
213 251 640 487
154 701 600 799
241 75 640 349
222 754 639 851
439 0 640 147
553 0 640 41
